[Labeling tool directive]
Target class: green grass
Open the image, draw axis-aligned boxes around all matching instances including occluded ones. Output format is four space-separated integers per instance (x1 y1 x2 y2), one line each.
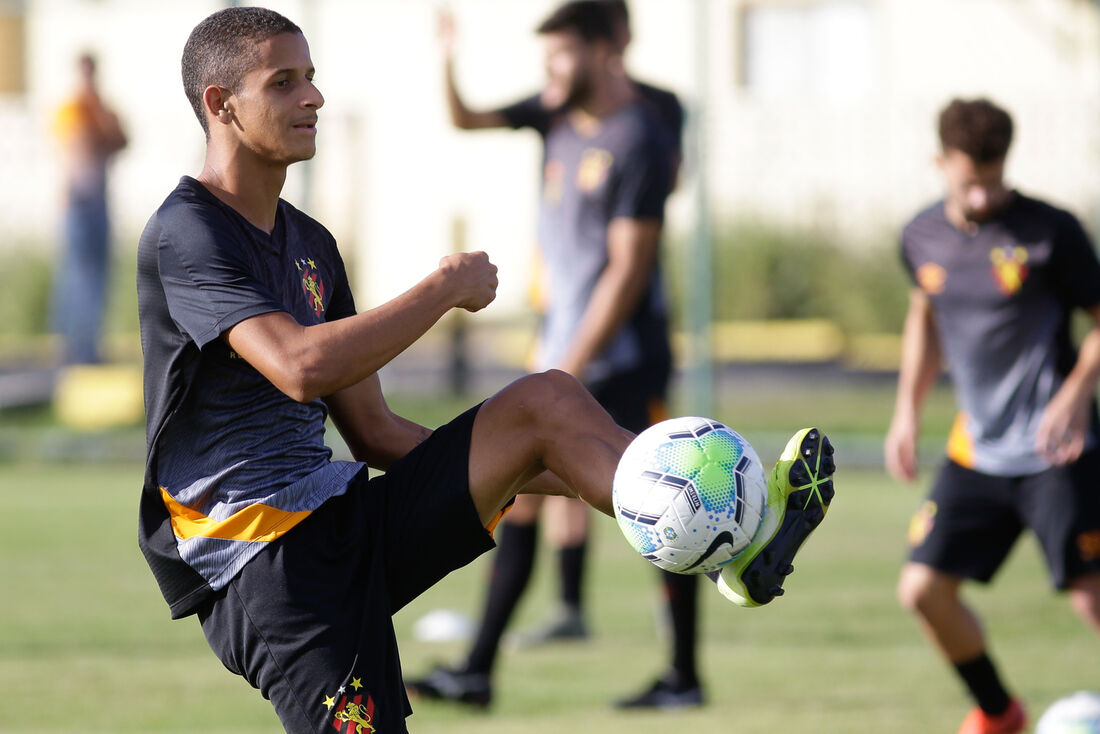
0 412 1095 732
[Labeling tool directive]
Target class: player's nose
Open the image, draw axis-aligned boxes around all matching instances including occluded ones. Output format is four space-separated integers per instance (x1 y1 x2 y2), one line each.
304 82 324 109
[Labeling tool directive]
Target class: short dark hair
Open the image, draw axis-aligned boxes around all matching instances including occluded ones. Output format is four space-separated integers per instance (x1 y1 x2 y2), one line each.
181 6 302 137
537 1 617 44
938 98 1014 163
600 0 629 28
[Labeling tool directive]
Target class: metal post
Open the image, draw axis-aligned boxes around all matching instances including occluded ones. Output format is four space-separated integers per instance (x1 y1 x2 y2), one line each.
684 0 715 417
449 215 470 396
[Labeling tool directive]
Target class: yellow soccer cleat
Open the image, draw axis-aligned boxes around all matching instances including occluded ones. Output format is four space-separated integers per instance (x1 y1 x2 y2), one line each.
712 428 835 607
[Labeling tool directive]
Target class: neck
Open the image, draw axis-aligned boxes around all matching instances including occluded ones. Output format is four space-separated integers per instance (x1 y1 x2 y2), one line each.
943 190 1014 235
574 71 636 120
197 144 287 234
943 199 978 235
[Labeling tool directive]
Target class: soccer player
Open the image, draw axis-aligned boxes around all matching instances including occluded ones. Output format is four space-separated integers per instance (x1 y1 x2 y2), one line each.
886 97 1100 734
440 3 685 662
138 7 833 732
408 0 705 709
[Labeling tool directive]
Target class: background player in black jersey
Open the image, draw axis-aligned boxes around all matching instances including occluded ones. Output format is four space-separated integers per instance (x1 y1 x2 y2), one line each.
885 97 1100 734
408 1 708 710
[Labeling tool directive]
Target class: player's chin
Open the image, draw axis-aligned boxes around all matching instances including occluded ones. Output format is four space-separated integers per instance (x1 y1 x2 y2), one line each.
283 145 317 164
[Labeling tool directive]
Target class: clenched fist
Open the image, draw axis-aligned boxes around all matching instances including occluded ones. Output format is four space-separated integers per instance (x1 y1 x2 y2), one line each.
438 251 498 312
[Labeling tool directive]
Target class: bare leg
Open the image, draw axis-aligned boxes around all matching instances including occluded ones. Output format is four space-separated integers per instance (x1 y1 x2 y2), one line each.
897 562 985 661
545 495 590 547
1068 572 1100 636
467 370 632 524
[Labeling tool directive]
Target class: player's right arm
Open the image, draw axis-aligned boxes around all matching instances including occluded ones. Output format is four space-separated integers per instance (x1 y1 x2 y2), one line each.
439 8 509 130
885 287 943 482
225 251 497 403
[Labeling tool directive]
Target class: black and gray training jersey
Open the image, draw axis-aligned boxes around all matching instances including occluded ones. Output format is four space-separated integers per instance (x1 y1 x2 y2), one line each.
499 95 674 384
901 193 1100 476
137 176 362 618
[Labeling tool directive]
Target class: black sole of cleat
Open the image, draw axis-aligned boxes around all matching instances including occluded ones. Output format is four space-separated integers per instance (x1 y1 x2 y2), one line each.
741 430 835 605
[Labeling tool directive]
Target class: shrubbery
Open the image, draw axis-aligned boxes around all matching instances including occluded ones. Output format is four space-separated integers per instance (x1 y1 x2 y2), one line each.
0 223 911 347
0 247 138 339
667 221 910 334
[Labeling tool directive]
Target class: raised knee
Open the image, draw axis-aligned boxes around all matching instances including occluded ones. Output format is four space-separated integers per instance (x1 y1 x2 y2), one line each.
492 370 585 429
522 370 588 413
534 369 585 397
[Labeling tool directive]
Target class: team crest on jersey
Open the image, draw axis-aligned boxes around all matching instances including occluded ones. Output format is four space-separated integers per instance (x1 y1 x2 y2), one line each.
989 246 1029 296
323 676 376 733
907 500 937 548
915 262 947 295
576 148 613 193
296 257 326 317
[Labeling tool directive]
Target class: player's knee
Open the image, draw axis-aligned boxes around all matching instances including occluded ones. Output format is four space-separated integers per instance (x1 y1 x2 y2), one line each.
896 565 942 614
896 575 921 613
534 368 586 400
1068 574 1100 626
513 369 589 425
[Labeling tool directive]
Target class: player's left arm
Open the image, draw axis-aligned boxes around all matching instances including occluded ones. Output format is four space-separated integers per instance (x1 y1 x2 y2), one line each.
323 372 431 470
1037 213 1100 465
1037 303 1100 466
556 217 661 377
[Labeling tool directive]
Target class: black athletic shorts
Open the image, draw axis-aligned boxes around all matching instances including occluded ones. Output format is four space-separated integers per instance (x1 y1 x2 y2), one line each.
198 404 494 734
588 365 669 434
907 448 1100 589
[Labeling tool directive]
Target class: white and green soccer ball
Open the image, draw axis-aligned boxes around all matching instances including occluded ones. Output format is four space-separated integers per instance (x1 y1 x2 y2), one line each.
612 417 767 575
1037 692 1100 734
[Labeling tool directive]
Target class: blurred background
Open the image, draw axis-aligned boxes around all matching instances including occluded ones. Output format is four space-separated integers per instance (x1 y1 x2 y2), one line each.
2 0 1098 405
1 1 1099 731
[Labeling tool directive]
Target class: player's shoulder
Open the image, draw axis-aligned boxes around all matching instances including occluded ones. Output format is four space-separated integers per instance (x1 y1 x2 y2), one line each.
634 80 683 115
148 176 230 234
618 100 672 148
141 177 250 267
902 200 948 240
1008 191 1080 228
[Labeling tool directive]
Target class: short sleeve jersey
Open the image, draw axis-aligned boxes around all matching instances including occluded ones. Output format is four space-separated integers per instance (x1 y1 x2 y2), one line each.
499 80 685 156
901 194 1100 475
499 92 676 383
137 176 363 618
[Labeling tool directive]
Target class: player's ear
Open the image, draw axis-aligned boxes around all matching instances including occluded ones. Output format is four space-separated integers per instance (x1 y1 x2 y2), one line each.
203 85 234 127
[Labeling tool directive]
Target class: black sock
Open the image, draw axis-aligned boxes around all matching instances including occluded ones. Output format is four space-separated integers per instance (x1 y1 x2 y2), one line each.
662 569 700 688
464 521 538 675
953 653 1011 715
558 541 587 611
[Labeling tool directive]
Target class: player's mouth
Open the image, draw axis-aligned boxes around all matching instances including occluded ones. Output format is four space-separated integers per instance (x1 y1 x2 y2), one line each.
293 118 318 133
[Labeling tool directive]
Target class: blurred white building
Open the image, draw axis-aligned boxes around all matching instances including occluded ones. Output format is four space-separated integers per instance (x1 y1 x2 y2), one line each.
0 0 1098 314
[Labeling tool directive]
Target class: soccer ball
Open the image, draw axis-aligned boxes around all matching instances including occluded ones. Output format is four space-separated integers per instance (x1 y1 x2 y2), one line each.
612 417 767 574
1037 691 1100 734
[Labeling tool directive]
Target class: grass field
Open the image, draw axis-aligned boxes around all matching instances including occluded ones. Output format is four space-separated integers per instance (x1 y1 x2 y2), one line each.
0 383 1095 733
